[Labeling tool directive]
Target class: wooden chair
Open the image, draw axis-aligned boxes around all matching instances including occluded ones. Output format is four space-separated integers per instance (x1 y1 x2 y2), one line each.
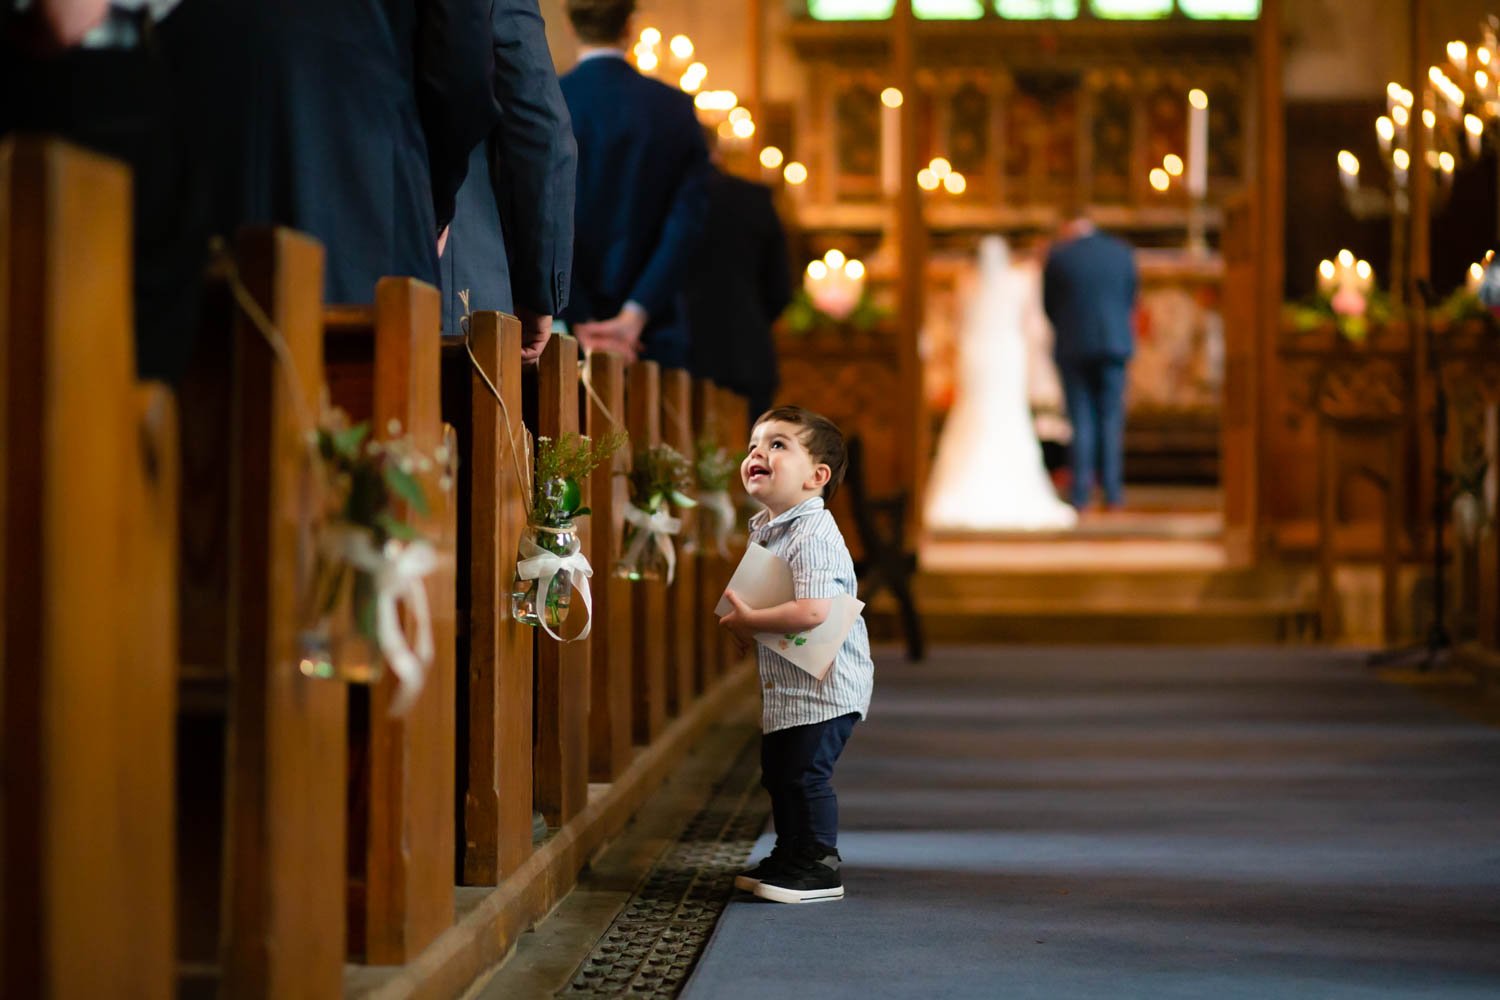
847 435 924 662
2 135 177 1000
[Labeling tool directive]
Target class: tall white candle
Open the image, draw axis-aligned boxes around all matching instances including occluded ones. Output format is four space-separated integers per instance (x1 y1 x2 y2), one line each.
880 87 903 197
1187 89 1209 199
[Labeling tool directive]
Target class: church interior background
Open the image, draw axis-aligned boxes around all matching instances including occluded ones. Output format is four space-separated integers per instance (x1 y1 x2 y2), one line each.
543 0 1500 650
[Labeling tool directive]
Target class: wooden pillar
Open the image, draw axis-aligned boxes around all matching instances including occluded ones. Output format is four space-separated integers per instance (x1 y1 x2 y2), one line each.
626 362 668 743
892 0 927 528
1409 0 1438 554
1 136 177 1000
661 369 698 717
533 335 591 825
1254 0 1286 557
449 313 534 884
692 380 724 690
586 351 635 780
747 0 765 120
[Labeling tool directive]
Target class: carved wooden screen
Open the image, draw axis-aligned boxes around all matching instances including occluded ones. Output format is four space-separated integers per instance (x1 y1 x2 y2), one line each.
1002 72 1079 206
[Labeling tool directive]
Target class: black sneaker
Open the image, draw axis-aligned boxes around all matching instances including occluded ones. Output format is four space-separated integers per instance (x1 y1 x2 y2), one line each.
733 843 789 891
751 843 843 904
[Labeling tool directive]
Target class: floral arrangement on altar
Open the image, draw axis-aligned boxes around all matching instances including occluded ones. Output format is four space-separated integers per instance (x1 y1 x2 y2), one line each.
784 248 888 334
784 287 888 335
693 436 743 557
1435 253 1500 331
298 408 453 715
616 443 697 582
1285 250 1392 342
511 429 626 639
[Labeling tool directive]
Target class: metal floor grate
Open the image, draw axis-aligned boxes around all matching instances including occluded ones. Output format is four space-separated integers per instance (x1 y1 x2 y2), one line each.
558 735 767 998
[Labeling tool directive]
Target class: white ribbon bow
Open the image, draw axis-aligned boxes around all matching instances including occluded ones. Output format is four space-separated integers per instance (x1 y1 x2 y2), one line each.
697 489 736 558
622 502 682 584
515 530 595 642
331 528 442 717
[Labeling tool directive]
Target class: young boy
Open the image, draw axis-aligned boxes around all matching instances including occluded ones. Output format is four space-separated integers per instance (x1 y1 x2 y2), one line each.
719 406 875 904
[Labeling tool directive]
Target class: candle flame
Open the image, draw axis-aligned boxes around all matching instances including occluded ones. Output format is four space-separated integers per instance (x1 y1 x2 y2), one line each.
943 171 967 195
1393 148 1411 170
845 259 866 280
1319 260 1337 281
640 27 661 45
1439 150 1456 172
1149 168 1170 192
1337 249 1355 268
1337 150 1360 175
1466 113 1484 136
1376 116 1395 142
669 35 694 60
1163 153 1184 176
783 161 808 185
1423 108 1437 129
824 248 847 269
917 168 939 191
881 87 904 109
806 260 828 280
1393 105 1410 127
759 146 784 169
1355 260 1373 281
1471 262 1486 281
1188 88 1208 110
929 157 952 179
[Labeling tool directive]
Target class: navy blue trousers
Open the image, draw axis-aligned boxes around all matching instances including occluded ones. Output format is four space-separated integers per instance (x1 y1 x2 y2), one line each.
1060 358 1129 508
760 713 858 850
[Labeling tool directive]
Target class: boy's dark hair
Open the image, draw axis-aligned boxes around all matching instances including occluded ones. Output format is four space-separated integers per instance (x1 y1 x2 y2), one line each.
565 0 635 45
754 405 849 501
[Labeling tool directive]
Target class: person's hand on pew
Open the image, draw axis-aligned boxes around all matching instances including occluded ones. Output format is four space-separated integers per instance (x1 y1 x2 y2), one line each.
517 306 553 365
573 303 646 362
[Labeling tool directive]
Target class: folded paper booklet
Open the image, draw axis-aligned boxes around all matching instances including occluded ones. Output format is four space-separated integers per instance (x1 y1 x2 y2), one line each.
716 544 865 682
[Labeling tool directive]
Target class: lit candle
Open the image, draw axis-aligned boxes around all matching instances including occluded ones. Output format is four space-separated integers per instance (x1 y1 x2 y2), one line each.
1376 116 1395 154
1449 40 1469 76
1318 259 1337 296
1187 89 1209 199
1392 147 1411 187
1468 261 1485 295
1466 114 1485 156
1337 150 1360 192
880 87 902 197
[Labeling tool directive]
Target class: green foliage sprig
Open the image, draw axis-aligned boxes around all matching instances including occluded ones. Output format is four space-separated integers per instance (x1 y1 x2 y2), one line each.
1283 290 1394 343
694 436 741 492
784 288 889 335
625 443 697 512
532 430 627 526
315 411 449 545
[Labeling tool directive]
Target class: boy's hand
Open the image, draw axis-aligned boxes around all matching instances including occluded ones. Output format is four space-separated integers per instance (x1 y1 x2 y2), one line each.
719 589 757 647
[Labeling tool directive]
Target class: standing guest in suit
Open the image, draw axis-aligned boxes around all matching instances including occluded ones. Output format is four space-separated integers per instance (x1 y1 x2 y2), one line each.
156 0 498 305
560 0 709 370
439 0 576 365
1042 208 1139 512
2 0 205 383
686 145 792 423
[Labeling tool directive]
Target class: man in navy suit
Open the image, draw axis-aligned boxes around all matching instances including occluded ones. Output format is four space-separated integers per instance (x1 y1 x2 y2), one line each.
560 0 709 370
1042 210 1139 511
439 0 577 364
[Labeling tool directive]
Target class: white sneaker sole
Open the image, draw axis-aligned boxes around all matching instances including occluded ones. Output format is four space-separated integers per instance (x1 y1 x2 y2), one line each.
733 875 762 892
751 882 844 904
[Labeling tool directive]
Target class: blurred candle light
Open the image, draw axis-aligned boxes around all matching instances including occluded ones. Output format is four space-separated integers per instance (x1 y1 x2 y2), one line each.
1149 167 1171 192
1480 46 1493 66
1393 147 1411 186
1423 108 1437 129
716 120 735 140
1466 114 1484 155
1337 248 1355 268
637 50 659 72
1376 116 1395 153
1163 153 1185 176
640 26 661 45
845 259 866 280
806 260 828 281
1187 88 1209 198
824 248 846 269
1337 150 1359 191
1449 40 1469 74
1477 70 1491 93
881 87 903 108
1469 261 1486 294
732 118 755 139
759 146 784 170
917 168 939 191
669 34 694 60
783 161 808 185
880 87 902 195
1318 259 1337 295
943 171 967 194
1439 150 1456 177
728 107 751 124
1392 104 1410 128
929 157 952 179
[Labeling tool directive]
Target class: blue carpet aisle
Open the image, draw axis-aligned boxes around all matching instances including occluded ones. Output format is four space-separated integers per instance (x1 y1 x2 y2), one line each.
681 647 1500 1000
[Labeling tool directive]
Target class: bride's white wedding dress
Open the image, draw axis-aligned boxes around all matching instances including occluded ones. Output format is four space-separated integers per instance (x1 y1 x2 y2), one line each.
925 236 1078 531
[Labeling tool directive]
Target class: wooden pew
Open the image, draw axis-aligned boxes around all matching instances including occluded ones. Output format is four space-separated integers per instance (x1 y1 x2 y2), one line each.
625 362 669 743
528 335 591 826
441 313 535 884
585 350 635 781
716 386 753 669
692 379 727 689
2 136 176 1000
173 225 348 996
661 368 699 716
324 279 457 963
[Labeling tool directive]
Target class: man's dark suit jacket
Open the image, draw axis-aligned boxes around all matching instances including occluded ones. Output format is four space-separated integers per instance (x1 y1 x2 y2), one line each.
159 0 497 304
559 54 709 365
1042 229 1139 365
686 168 791 406
438 0 575 332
